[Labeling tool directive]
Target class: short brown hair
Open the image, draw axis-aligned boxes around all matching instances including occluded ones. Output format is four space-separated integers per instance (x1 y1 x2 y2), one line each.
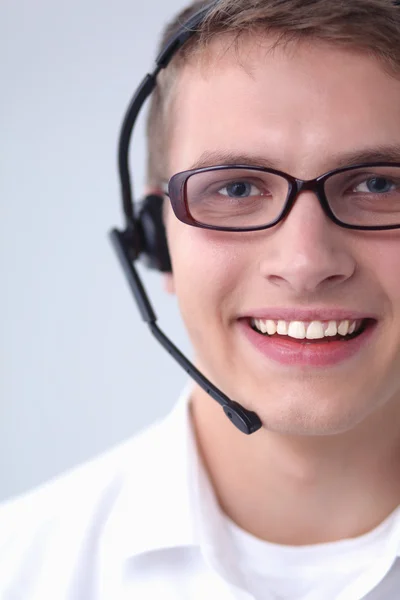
146 0 400 188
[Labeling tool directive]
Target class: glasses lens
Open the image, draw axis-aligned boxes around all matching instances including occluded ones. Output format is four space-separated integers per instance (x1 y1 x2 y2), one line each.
185 168 289 228
325 166 400 227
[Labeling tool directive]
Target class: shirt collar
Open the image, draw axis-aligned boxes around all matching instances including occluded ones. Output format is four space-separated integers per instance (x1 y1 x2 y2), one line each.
103 382 245 589
104 384 198 560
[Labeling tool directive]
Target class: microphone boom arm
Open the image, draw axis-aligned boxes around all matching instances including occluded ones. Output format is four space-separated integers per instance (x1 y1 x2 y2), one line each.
109 228 262 435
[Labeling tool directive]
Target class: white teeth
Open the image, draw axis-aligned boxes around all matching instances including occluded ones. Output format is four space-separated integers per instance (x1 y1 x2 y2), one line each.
287 321 306 339
255 319 268 333
277 320 288 335
252 318 361 340
325 321 338 336
306 321 324 339
337 320 349 336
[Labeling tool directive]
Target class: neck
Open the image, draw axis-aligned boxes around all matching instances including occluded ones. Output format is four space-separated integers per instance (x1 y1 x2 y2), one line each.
190 386 400 545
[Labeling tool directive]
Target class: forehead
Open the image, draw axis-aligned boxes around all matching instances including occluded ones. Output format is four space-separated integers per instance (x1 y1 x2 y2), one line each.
169 35 400 178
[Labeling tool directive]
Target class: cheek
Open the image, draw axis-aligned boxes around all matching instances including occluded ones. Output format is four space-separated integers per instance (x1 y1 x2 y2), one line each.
381 254 400 302
166 219 248 326
362 236 400 307
355 235 400 392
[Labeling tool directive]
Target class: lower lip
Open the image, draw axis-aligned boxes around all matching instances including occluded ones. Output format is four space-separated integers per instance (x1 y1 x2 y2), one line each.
241 320 377 367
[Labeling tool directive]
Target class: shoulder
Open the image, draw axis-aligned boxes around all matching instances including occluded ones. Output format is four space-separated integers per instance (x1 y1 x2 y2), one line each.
0 414 165 513
0 416 170 598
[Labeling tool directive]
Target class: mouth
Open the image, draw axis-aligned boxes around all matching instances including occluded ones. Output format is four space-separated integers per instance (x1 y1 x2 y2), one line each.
249 317 376 343
240 314 378 367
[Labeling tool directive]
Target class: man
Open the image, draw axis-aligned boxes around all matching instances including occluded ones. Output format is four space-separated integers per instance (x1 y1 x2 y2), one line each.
1 0 400 598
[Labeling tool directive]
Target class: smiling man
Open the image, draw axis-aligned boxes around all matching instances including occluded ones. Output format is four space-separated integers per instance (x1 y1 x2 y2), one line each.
2 0 400 599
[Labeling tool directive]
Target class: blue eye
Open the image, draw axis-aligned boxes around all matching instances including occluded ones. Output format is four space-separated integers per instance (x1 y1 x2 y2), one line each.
219 181 258 198
355 177 396 194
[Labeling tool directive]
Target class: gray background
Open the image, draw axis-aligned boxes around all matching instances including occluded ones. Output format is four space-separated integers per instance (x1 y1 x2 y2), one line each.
0 0 192 502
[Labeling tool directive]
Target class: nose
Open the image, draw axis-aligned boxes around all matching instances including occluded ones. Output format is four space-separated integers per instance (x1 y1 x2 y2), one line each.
259 191 356 295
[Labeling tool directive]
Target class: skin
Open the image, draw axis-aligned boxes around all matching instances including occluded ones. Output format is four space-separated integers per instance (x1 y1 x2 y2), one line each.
159 35 400 545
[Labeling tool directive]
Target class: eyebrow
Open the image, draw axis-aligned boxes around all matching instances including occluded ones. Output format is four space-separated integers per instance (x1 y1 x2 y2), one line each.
188 145 400 172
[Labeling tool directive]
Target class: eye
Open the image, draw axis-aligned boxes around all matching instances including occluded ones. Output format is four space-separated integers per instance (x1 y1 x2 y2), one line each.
218 181 261 198
354 177 396 194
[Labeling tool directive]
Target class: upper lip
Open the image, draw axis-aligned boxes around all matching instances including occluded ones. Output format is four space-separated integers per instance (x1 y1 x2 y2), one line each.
241 308 378 322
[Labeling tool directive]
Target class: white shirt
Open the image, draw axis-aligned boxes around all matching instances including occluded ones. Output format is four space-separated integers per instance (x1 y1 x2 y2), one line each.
1 385 400 600
224 509 400 599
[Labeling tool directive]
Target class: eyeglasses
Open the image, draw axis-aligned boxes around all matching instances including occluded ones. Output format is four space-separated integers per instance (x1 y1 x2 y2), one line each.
166 163 400 231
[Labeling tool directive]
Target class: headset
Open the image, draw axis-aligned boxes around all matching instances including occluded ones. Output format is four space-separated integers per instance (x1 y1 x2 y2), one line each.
109 1 262 435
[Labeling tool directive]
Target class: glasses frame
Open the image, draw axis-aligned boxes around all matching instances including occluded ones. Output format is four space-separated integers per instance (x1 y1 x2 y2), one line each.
167 161 400 232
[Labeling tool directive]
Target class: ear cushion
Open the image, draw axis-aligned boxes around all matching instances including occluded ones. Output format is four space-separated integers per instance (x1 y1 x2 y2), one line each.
137 194 172 272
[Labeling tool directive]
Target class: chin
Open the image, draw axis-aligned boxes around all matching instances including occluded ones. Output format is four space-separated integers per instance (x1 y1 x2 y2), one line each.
228 378 376 437
254 395 376 437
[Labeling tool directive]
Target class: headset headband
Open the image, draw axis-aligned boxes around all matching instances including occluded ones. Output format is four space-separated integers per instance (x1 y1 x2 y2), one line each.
118 2 216 230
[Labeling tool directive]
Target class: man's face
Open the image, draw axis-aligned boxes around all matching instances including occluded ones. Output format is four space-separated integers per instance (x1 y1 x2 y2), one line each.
164 35 400 435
